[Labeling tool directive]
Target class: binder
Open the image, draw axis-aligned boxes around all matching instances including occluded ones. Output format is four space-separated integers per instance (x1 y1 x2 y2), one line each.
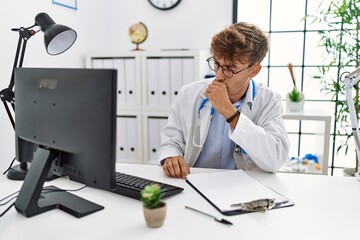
116 117 128 162
125 117 138 163
124 58 136 105
147 58 159 105
148 118 160 164
182 58 195 85
186 170 294 216
102 58 114 69
158 58 171 105
91 59 103 69
113 59 126 106
170 58 183 104
148 117 168 164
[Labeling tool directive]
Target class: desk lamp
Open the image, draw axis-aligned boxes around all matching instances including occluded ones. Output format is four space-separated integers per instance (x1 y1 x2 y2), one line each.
0 12 77 180
344 66 360 181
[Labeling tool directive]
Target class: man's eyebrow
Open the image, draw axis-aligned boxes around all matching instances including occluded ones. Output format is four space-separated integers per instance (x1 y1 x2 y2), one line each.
213 58 235 69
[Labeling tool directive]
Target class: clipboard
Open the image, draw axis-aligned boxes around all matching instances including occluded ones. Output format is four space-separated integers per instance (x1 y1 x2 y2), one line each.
186 170 294 216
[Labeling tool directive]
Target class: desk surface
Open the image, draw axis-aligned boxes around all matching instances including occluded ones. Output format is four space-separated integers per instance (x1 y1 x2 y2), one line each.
1 163 359 240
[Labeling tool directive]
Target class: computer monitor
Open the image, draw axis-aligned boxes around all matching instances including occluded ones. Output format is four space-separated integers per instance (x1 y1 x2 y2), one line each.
13 67 117 217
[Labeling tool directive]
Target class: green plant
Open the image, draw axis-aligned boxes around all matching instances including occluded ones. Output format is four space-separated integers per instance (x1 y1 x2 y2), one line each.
288 87 304 102
287 63 304 102
305 0 360 156
141 184 162 209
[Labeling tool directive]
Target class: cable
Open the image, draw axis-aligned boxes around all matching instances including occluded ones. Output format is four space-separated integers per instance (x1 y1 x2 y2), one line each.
41 185 87 193
0 203 15 217
0 190 19 203
2 157 16 175
0 196 18 206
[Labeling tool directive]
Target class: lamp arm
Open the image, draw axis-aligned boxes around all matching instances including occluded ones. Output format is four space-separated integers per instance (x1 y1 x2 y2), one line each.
0 26 36 130
9 27 37 90
344 66 360 180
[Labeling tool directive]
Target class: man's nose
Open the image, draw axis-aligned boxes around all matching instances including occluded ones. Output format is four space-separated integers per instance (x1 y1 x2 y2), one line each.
215 70 226 81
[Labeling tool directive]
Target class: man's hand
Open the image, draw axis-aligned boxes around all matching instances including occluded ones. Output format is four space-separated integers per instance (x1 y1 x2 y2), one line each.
162 156 190 179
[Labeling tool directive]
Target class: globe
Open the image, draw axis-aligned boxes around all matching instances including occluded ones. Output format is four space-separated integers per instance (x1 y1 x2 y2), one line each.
129 22 148 51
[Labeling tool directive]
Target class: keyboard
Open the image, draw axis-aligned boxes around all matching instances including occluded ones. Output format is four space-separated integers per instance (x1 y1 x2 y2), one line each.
114 172 184 200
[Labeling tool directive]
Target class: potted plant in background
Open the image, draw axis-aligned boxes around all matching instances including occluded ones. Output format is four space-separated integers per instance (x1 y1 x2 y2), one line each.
141 184 166 228
305 0 360 175
285 63 305 112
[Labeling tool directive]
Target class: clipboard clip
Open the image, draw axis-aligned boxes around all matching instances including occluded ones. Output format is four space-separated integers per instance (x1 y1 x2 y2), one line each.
230 198 275 212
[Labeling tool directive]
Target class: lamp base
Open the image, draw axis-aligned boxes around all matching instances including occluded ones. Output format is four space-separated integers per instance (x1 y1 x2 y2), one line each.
7 164 28 180
7 163 59 181
343 167 356 177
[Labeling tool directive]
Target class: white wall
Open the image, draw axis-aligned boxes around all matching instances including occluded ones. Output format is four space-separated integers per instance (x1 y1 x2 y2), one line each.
0 0 232 172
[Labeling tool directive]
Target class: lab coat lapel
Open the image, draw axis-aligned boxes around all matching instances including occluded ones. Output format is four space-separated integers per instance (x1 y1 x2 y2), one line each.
198 101 213 146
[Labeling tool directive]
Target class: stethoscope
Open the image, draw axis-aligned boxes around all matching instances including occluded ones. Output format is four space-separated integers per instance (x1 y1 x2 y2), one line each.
192 98 214 148
192 79 257 148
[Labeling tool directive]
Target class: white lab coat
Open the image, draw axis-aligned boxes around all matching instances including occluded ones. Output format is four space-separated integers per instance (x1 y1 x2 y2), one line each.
158 78 289 172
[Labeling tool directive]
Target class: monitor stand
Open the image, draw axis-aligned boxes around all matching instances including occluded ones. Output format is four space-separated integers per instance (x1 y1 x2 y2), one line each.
14 147 104 218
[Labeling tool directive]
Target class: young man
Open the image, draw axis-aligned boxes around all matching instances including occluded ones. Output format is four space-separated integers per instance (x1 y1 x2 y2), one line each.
158 22 289 178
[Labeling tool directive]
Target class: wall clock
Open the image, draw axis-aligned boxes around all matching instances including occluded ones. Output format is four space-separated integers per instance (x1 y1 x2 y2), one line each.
148 0 181 10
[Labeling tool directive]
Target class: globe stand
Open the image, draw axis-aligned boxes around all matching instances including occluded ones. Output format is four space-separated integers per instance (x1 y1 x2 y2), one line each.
132 43 144 51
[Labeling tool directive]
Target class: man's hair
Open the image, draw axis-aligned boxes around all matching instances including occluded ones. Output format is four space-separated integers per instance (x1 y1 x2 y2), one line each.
210 22 268 66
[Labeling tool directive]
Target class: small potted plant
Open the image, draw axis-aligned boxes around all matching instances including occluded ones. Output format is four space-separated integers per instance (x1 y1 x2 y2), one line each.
141 184 166 228
286 63 304 112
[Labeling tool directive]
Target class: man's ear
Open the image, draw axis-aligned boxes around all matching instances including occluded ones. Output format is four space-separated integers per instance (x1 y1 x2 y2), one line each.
250 64 262 78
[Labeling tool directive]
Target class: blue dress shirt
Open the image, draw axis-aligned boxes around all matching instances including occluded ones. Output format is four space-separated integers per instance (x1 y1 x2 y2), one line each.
194 99 244 169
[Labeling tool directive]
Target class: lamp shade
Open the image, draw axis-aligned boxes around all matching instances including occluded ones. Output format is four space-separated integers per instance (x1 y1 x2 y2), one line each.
35 12 77 55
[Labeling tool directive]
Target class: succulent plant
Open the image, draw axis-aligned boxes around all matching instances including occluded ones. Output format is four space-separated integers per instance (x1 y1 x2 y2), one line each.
141 184 162 209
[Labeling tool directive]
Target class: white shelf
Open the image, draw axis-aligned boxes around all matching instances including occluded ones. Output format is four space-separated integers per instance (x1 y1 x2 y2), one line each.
86 50 209 164
281 108 332 175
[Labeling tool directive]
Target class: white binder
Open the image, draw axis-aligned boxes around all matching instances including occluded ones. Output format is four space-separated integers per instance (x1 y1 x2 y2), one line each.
158 58 171 105
182 58 195 85
113 59 126 106
91 59 103 69
116 117 128 162
126 117 138 163
102 58 114 69
148 117 168 164
170 58 183 104
148 118 160 164
124 59 136 105
147 58 159 105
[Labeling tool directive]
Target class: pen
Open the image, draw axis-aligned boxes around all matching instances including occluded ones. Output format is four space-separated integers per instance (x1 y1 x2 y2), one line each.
185 206 233 225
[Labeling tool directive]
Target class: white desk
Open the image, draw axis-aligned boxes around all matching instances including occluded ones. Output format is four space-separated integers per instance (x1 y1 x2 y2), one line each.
0 163 358 240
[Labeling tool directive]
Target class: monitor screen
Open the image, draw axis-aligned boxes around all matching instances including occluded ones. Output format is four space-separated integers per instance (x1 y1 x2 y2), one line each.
13 67 117 217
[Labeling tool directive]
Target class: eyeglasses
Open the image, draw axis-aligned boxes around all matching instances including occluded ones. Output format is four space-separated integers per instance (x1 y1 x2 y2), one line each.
206 57 253 78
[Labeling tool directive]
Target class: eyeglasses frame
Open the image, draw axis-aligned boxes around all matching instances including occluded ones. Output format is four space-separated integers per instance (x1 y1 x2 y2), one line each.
206 57 253 78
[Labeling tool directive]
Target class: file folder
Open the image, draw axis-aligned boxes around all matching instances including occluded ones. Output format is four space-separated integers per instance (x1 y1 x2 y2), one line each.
186 170 294 216
148 117 160 164
91 58 103 69
102 58 114 69
116 117 128 162
147 58 159 105
158 58 171 105
113 59 126 105
124 59 136 105
125 117 138 163
182 58 195 85
170 58 183 104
